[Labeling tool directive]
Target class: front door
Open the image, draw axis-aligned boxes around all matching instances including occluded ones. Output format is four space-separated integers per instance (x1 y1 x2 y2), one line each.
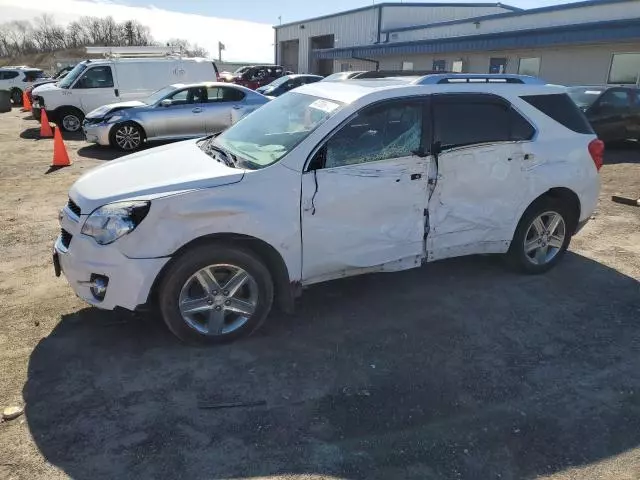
153 87 206 138
73 65 118 113
202 86 246 133
427 93 535 261
301 98 430 283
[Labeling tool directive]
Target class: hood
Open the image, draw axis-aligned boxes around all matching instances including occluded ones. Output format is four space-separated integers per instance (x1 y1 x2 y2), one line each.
32 82 58 95
86 101 146 119
70 140 245 213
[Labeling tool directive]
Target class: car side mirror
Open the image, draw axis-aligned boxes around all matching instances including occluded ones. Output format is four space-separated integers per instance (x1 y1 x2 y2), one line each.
160 99 172 107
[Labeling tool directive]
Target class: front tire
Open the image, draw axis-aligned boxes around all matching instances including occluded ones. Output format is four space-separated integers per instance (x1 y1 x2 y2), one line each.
58 108 84 132
506 197 573 274
110 122 145 151
158 244 274 344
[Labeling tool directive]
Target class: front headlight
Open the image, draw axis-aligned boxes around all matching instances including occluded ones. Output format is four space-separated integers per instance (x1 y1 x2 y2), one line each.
104 115 125 124
81 201 150 245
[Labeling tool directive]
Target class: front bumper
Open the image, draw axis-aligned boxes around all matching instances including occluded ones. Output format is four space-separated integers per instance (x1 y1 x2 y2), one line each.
82 121 112 146
54 206 169 311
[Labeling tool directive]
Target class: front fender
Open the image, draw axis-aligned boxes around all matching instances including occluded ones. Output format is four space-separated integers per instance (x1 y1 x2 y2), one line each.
117 163 303 281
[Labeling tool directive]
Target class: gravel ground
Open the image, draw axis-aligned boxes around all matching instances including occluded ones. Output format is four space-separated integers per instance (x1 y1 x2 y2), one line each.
0 108 639 480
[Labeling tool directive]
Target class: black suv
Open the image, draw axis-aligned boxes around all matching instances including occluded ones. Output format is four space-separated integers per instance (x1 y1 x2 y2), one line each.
568 85 640 142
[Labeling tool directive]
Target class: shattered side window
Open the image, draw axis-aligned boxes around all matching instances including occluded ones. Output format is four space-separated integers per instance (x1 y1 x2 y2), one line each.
325 101 423 169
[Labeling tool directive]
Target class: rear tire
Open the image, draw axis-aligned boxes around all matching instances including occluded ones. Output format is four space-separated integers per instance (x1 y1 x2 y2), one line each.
506 197 573 274
58 107 84 132
158 244 274 344
10 89 22 106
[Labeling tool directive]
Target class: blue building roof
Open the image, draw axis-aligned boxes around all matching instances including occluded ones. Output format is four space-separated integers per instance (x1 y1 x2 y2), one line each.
314 18 640 60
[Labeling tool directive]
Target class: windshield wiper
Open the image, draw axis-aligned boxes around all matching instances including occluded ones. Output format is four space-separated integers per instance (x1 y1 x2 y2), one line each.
203 142 236 168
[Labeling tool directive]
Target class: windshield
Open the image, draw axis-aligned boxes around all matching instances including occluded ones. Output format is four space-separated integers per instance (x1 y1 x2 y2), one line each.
58 63 87 89
233 66 250 75
215 92 344 169
567 87 604 108
144 85 178 105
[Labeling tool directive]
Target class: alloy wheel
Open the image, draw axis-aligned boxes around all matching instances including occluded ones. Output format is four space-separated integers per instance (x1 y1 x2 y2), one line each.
114 125 141 150
178 264 259 336
523 211 566 266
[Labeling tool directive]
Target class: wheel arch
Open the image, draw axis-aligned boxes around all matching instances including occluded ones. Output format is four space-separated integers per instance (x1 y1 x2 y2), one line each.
53 105 85 128
517 187 582 236
147 233 296 314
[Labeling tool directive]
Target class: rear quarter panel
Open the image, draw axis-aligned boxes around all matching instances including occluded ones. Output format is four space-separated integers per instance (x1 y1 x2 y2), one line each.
509 94 600 233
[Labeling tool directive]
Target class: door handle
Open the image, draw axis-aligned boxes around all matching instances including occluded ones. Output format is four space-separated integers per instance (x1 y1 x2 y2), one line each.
523 153 533 160
192 107 202 113
232 105 242 110
114 88 119 97
410 173 422 180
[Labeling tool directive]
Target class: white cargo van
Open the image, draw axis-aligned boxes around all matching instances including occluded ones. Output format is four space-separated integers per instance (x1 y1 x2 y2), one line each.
32 52 219 132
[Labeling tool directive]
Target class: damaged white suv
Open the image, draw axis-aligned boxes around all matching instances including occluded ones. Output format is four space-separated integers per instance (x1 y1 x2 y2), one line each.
54 74 602 344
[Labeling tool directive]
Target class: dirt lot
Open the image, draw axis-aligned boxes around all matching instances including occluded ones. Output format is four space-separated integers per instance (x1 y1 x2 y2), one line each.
0 107 639 480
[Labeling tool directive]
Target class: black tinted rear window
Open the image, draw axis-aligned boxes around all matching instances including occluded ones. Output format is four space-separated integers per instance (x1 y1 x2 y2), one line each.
521 94 593 134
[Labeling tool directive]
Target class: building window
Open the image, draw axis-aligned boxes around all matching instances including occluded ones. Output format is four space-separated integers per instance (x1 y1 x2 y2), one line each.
452 60 464 73
432 60 446 72
608 53 640 85
518 57 541 76
340 63 351 72
489 57 507 74
401 61 414 71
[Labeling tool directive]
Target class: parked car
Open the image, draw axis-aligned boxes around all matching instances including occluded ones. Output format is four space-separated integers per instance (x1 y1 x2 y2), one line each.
322 71 366 81
0 67 48 105
31 57 219 132
54 74 602 344
219 66 251 82
26 66 75 112
230 65 285 90
83 82 269 151
255 74 323 97
567 85 640 143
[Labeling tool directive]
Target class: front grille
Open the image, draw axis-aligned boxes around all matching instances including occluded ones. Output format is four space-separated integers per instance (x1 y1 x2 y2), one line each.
67 199 81 217
60 228 72 249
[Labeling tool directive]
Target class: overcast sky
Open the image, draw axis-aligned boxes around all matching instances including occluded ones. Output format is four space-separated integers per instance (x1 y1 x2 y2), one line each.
0 0 585 62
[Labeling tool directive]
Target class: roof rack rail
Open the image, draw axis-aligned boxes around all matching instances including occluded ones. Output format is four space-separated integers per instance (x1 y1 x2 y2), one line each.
85 46 183 58
413 74 546 85
355 70 448 79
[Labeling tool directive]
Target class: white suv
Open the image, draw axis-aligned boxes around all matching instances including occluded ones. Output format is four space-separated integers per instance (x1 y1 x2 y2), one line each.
53 74 602 344
0 67 47 105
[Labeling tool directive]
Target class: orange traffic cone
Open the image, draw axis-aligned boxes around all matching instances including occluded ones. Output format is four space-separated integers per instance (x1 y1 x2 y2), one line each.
52 127 71 167
22 91 32 112
40 109 53 138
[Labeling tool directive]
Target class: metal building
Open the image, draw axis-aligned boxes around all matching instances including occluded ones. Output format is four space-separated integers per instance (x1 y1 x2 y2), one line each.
274 0 640 85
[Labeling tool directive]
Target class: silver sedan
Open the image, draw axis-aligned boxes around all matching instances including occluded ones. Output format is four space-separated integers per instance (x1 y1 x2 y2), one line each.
83 82 270 151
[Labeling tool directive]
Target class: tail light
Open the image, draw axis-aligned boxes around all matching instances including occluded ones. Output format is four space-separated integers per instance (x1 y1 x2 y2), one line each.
588 139 605 172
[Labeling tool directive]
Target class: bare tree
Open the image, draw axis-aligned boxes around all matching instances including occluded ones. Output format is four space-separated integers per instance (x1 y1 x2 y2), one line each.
0 14 205 60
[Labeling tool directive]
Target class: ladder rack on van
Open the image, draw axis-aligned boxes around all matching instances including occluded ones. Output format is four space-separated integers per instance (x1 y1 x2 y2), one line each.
85 46 184 59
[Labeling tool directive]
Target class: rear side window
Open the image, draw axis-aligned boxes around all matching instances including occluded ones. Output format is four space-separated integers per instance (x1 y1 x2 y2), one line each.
1 71 19 80
521 94 593 134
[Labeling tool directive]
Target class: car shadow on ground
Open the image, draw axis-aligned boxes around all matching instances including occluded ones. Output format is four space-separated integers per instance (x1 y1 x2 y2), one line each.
19 127 84 142
24 253 640 480
77 140 177 162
